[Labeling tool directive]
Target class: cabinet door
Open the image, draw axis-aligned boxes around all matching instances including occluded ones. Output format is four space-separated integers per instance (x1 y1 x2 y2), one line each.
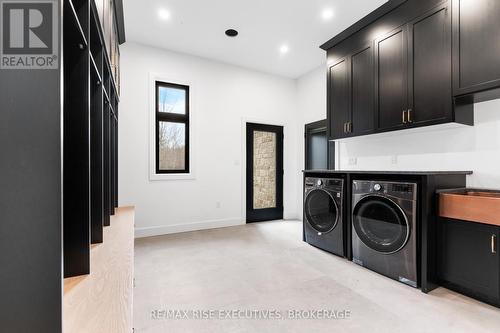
408 4 452 125
375 26 408 131
438 218 500 305
328 58 350 140
453 0 500 95
350 45 375 136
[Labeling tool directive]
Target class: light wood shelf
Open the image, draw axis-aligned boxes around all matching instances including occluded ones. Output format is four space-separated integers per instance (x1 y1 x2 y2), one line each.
64 207 135 333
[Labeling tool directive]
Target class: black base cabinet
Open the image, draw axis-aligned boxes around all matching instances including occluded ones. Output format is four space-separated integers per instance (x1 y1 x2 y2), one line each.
438 218 500 307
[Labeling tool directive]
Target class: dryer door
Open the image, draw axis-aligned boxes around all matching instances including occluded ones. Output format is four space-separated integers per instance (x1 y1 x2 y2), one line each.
352 195 409 254
305 189 339 233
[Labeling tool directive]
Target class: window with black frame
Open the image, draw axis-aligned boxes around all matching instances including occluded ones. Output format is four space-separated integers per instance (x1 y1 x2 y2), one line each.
155 81 190 174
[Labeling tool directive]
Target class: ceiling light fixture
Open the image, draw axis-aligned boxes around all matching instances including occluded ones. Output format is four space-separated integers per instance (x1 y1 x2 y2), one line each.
225 29 239 37
322 8 334 21
158 9 171 21
279 45 289 55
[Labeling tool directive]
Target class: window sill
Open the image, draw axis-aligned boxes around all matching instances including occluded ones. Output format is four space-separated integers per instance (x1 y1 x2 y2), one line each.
149 172 196 181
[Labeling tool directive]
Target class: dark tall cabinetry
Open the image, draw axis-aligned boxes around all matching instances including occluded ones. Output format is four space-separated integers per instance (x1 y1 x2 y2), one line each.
322 0 498 141
63 0 123 278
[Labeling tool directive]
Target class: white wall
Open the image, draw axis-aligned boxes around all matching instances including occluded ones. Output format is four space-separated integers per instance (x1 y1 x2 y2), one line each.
119 42 299 237
295 67 500 191
120 42 500 237
295 66 328 219
337 99 500 188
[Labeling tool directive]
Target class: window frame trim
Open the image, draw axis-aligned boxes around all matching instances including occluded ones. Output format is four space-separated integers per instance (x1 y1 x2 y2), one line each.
155 81 190 174
149 73 195 181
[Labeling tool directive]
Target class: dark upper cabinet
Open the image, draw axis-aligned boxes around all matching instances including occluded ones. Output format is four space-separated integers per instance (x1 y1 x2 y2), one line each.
328 58 350 140
328 45 375 140
375 26 408 132
408 4 452 125
351 45 375 136
325 0 474 139
453 0 500 98
438 218 500 306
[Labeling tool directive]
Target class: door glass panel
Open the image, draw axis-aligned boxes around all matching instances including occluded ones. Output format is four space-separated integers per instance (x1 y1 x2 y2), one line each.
158 122 185 171
352 196 409 253
305 190 338 233
253 131 277 209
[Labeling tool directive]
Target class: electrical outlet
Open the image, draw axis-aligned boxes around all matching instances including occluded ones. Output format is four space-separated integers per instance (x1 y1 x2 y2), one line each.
391 155 398 165
348 157 357 166
216 202 221 209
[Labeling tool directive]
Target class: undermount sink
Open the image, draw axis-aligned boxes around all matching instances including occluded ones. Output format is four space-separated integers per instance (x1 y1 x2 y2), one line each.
438 189 500 226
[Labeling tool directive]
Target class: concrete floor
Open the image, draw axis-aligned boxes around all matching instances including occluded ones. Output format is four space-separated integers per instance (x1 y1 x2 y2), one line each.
134 220 500 333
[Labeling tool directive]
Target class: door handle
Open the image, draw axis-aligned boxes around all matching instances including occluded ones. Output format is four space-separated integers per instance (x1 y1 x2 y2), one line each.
492 235 497 254
402 110 407 124
408 109 413 123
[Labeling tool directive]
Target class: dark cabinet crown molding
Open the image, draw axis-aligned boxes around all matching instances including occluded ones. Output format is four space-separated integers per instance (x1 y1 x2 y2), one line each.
320 0 408 50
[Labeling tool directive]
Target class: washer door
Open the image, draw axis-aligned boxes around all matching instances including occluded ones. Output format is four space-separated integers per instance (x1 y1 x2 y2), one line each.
305 189 339 233
352 195 409 254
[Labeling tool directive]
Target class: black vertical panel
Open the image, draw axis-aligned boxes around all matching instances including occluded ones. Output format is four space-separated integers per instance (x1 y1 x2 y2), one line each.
63 0 91 278
114 111 119 207
408 4 452 125
375 26 407 131
110 110 116 216
90 60 104 244
103 98 111 226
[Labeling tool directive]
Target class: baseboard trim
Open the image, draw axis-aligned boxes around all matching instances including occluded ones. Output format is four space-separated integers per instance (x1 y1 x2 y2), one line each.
134 217 244 238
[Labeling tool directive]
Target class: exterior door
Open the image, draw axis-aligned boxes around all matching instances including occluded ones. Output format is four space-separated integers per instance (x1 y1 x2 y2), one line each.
246 123 284 222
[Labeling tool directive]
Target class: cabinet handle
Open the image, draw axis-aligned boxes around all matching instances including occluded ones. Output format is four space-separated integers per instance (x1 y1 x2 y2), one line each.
492 235 497 254
344 123 348 133
402 110 407 124
408 109 413 123
349 122 353 133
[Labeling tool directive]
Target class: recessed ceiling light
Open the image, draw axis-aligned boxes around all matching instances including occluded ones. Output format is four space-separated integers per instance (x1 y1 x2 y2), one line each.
225 29 239 37
158 9 171 21
322 8 334 21
279 45 289 55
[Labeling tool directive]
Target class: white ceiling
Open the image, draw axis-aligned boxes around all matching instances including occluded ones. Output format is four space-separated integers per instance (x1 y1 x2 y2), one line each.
123 0 387 78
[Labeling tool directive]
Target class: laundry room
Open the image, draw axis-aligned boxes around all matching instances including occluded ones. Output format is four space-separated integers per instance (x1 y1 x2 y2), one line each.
2 0 500 332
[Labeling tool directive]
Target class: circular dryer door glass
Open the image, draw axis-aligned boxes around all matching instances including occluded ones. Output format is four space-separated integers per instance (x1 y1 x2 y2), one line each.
305 190 339 233
352 195 409 254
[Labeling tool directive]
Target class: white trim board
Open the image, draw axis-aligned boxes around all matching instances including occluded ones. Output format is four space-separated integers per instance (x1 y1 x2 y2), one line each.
134 217 244 238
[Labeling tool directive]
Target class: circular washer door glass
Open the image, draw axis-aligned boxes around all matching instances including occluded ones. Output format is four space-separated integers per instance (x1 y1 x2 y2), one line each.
305 189 338 233
352 195 409 254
